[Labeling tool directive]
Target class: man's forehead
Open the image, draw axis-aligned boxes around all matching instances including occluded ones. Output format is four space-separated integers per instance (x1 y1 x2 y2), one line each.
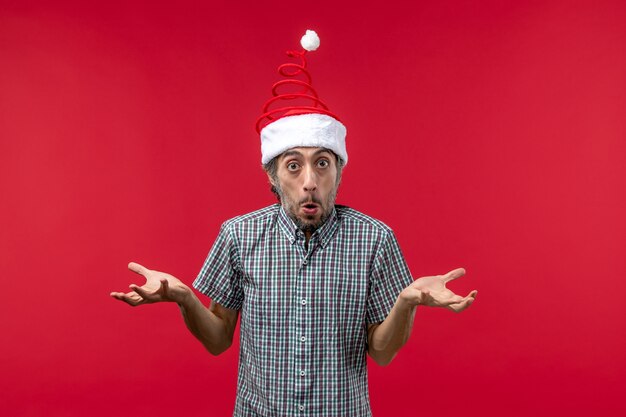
279 147 334 159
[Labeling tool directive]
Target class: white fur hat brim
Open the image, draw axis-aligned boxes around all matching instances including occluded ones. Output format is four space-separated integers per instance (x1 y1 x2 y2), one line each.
260 113 348 165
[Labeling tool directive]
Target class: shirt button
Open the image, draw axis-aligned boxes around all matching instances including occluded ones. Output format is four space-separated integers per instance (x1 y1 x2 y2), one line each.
299 405 305 411
301 299 307 306
303 260 308 265
300 370 306 377
300 336 306 342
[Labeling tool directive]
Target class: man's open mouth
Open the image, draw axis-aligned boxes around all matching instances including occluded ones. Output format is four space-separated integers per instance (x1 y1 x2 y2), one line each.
301 203 319 215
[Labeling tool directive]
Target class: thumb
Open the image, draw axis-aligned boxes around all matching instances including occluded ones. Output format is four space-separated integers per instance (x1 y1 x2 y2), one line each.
128 262 150 277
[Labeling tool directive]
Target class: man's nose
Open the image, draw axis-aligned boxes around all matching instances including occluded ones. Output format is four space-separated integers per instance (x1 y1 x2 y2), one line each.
302 165 317 192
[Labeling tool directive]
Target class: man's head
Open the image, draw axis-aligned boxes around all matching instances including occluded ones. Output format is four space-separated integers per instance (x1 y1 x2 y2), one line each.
257 32 348 237
264 147 344 235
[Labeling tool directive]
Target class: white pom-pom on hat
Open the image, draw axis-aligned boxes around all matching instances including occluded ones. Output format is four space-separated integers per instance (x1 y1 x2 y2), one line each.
300 30 320 51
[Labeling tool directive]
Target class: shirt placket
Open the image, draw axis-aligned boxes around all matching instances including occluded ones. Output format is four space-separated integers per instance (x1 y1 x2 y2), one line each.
293 232 316 416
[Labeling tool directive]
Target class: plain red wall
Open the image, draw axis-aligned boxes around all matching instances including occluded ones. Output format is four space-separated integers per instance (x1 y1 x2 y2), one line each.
1 1 625 416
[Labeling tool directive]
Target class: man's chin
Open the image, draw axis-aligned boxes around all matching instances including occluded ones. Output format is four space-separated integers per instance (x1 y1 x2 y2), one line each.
298 217 320 228
293 214 323 232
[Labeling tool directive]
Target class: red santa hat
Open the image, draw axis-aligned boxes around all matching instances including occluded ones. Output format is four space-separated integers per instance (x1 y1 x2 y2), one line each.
256 30 348 165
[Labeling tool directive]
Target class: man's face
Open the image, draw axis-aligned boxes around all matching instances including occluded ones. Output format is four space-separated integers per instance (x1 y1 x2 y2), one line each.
270 147 340 235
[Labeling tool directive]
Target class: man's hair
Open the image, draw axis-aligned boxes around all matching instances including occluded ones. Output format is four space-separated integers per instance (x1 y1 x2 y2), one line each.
263 150 345 202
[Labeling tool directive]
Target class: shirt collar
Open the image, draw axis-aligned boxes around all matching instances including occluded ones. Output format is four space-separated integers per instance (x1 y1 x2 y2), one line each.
276 204 339 248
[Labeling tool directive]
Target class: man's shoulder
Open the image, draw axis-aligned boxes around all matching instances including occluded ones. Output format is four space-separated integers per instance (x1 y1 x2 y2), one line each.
335 205 394 235
221 204 279 231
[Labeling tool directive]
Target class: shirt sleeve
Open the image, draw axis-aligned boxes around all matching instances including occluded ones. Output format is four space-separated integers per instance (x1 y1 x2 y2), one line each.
366 230 413 324
193 222 244 310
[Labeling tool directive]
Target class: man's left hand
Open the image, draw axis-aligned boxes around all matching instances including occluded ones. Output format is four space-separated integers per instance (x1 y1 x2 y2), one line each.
399 268 477 312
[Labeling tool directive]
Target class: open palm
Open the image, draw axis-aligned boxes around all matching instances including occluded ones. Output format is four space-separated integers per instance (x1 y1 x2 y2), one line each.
401 268 477 312
110 262 190 306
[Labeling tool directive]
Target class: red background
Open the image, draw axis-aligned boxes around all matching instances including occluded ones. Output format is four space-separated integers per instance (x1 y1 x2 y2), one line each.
1 1 625 416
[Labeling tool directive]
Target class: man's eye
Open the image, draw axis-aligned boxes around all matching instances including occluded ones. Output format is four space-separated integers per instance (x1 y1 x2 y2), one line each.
287 163 299 171
318 159 329 168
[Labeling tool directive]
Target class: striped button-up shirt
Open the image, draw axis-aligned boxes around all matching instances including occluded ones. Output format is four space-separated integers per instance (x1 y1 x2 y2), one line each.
193 204 413 417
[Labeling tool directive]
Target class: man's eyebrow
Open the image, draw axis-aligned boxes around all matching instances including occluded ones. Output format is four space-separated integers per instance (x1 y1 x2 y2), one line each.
281 150 304 159
313 148 333 157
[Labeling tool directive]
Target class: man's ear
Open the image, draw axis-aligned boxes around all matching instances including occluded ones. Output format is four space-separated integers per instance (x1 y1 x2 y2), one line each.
266 172 276 186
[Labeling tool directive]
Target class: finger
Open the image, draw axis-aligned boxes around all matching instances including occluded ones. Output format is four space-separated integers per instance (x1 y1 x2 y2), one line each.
448 297 474 313
111 291 144 306
439 294 465 305
110 291 129 299
161 279 170 295
128 262 150 277
129 284 154 300
421 290 455 307
456 291 477 305
431 297 465 307
442 268 466 283
461 297 475 310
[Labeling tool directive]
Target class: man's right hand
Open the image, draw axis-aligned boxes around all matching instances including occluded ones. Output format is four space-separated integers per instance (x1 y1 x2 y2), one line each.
110 262 191 306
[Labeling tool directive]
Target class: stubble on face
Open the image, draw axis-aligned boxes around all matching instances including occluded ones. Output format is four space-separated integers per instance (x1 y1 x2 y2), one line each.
275 184 338 234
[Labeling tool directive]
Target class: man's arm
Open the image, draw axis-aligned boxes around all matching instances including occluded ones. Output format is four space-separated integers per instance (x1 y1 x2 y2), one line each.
111 262 238 356
367 300 416 366
367 268 477 366
178 294 239 356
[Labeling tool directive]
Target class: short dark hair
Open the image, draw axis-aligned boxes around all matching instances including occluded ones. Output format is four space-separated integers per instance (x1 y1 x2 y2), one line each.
263 150 345 202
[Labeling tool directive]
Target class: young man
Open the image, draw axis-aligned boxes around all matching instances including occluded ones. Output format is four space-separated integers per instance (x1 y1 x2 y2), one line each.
111 31 477 416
